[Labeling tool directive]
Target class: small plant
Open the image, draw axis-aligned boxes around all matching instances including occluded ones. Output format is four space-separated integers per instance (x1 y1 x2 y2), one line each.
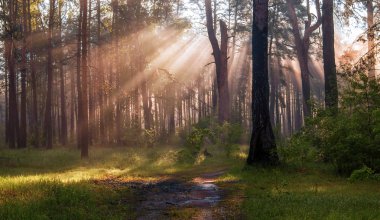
349 166 375 182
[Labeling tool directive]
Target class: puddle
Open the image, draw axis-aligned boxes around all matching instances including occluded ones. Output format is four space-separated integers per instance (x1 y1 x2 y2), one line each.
95 170 229 219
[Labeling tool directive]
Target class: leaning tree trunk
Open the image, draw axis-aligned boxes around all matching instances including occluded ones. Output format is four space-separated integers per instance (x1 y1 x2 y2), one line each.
205 0 230 123
247 0 279 165
322 0 338 109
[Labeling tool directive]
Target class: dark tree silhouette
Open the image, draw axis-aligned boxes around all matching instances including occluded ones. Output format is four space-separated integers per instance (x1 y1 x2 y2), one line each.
322 0 338 109
247 0 279 165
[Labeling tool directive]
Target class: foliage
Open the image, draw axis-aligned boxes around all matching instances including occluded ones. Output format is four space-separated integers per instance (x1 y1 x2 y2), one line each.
349 166 376 182
278 134 320 168
178 118 244 163
178 127 213 164
284 69 380 175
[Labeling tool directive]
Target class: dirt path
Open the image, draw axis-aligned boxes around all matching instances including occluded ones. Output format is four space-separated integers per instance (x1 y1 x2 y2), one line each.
95 170 243 219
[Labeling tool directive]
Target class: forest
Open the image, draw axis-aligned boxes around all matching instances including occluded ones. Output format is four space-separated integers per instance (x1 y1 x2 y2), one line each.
0 0 379 219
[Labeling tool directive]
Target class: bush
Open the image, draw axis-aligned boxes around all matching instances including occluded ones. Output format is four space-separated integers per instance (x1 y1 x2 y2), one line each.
278 134 320 168
349 166 375 182
178 119 244 163
289 71 380 175
178 128 213 164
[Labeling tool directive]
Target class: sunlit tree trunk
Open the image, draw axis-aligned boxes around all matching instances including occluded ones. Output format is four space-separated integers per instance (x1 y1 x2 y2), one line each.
97 0 105 142
286 76 292 136
247 0 278 165
367 0 376 79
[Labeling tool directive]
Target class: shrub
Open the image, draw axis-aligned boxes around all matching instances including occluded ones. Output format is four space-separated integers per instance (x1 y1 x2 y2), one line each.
349 166 375 182
289 71 380 175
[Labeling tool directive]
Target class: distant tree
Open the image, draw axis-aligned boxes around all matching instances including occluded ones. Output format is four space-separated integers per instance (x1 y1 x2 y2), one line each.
247 0 278 165
366 0 376 79
80 0 89 158
44 0 55 149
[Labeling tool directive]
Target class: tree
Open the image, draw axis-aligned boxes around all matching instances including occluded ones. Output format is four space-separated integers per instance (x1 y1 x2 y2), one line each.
247 0 279 165
366 0 376 79
322 0 338 109
58 0 67 145
205 0 230 123
80 0 89 158
44 0 55 149
19 0 28 148
5 0 20 149
286 0 322 118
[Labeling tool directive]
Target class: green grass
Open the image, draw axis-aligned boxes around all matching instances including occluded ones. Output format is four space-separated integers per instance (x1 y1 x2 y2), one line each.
221 146 380 220
0 145 379 219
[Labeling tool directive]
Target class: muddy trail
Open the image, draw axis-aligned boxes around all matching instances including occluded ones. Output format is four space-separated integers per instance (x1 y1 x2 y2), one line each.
95 170 243 219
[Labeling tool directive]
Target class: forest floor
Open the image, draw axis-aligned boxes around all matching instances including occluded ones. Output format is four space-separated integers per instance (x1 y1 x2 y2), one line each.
0 145 379 219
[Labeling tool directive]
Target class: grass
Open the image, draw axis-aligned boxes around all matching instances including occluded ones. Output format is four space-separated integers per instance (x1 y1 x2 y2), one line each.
221 146 380 220
0 144 379 219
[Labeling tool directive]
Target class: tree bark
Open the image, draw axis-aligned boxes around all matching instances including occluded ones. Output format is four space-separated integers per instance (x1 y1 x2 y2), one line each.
77 2 83 148
19 0 28 148
58 1 67 145
205 0 230 123
29 0 39 147
247 0 278 165
80 0 89 158
322 0 338 109
367 0 376 79
286 0 321 118
45 0 55 149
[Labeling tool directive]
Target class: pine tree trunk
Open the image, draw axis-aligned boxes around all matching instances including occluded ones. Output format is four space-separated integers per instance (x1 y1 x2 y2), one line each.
80 0 89 158
367 0 376 79
45 0 55 149
58 2 67 145
29 0 39 147
247 0 278 165
322 0 338 109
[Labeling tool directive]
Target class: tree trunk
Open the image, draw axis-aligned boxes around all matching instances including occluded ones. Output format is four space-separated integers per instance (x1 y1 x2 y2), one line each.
205 0 230 123
58 1 67 145
322 0 338 109
6 37 19 149
29 0 39 147
80 0 89 158
142 80 151 130
77 3 83 149
286 0 321 118
247 0 278 165
367 0 376 79
45 0 55 149
97 0 105 142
